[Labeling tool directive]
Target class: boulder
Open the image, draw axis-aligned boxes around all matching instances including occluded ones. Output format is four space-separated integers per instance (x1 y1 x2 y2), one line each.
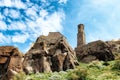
75 40 115 63
0 46 23 80
106 40 120 59
23 32 78 74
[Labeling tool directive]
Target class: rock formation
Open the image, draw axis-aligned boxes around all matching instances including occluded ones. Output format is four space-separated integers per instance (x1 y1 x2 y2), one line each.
75 24 115 63
75 40 115 63
106 40 120 59
23 32 78 74
0 46 23 80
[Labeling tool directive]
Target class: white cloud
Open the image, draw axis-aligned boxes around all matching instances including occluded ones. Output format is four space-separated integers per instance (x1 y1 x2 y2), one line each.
36 11 64 35
26 6 38 20
12 33 29 43
0 33 11 43
0 13 3 20
0 0 26 9
77 0 120 42
4 8 9 16
9 9 20 18
8 22 27 31
0 0 66 52
59 0 67 4
0 21 7 30
39 9 48 18
13 0 26 9
0 33 6 43
0 0 12 7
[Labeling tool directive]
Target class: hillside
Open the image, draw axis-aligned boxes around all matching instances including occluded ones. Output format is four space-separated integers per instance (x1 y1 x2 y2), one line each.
14 60 120 80
0 24 120 80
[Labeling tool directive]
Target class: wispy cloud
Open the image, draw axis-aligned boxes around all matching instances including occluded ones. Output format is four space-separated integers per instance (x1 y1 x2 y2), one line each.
0 0 66 43
0 0 67 52
59 0 67 4
12 32 29 43
0 21 7 30
77 0 120 42
36 10 64 35
0 33 11 43
0 0 26 9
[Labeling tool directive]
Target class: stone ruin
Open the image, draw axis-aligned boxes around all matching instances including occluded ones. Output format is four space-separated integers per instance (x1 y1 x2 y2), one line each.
77 24 86 47
75 24 115 63
23 32 78 74
0 46 23 80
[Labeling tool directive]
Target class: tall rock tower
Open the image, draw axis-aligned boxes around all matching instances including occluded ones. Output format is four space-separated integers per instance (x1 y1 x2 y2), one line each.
77 24 86 47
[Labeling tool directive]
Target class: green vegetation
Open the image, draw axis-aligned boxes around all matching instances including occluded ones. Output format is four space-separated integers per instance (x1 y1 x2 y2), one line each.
14 60 120 80
112 60 120 71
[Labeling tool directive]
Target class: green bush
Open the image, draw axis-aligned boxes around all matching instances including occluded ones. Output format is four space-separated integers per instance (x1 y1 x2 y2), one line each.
67 67 87 80
87 61 104 69
102 61 110 66
112 60 120 71
49 74 62 80
25 73 51 80
13 72 26 80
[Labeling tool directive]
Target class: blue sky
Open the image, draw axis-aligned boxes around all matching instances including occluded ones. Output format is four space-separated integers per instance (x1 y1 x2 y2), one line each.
0 0 120 53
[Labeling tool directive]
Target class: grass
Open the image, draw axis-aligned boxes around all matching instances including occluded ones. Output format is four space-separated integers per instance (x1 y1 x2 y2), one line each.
14 60 120 80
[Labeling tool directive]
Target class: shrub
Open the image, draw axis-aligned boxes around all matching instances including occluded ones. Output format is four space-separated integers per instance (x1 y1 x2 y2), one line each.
25 73 51 80
112 60 120 71
102 61 110 66
49 74 62 80
67 67 87 80
13 72 26 80
87 61 104 69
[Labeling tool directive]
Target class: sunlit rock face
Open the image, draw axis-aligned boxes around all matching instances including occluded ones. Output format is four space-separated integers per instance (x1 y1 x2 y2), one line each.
23 32 78 74
0 46 23 80
75 40 115 63
106 40 120 59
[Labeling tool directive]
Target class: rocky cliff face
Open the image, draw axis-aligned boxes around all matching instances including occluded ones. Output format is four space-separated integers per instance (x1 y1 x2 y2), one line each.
23 32 78 74
106 40 120 59
75 40 115 63
0 46 23 80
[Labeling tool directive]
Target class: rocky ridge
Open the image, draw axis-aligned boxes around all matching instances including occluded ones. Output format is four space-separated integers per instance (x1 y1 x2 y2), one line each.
0 46 23 80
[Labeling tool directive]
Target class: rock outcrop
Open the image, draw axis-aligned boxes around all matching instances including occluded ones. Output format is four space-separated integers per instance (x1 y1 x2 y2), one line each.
23 32 78 74
75 24 115 63
75 40 115 63
106 40 120 59
0 46 23 80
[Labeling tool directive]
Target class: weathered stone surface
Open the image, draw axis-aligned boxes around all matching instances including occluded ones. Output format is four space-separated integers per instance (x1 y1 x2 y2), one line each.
23 32 78 74
106 40 120 59
75 40 115 63
0 46 23 80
